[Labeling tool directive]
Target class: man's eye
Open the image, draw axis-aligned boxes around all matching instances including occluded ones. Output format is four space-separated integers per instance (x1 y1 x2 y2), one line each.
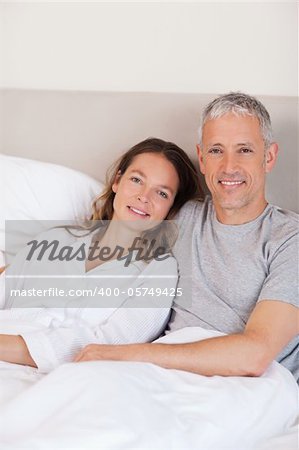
158 191 168 199
240 148 253 153
208 148 222 154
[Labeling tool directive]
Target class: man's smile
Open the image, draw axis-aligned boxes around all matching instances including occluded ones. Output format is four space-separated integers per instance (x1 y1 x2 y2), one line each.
218 180 245 188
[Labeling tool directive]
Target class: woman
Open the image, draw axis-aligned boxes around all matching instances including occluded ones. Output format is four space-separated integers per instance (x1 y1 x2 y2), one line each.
0 138 202 372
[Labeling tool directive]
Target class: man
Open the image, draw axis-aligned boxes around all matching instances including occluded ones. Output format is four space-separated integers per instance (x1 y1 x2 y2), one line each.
75 92 299 382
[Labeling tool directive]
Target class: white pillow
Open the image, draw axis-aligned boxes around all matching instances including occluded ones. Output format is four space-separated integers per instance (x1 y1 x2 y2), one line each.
1 154 104 257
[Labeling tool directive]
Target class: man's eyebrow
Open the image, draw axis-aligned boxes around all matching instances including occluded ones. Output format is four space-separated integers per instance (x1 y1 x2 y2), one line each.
206 142 254 147
129 169 174 194
206 142 224 148
208 142 223 147
236 142 254 147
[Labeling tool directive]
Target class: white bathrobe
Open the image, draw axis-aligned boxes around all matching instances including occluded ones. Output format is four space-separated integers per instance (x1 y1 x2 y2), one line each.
1 227 178 372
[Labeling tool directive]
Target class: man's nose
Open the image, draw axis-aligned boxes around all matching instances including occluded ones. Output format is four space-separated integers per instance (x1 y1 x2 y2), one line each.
221 154 239 173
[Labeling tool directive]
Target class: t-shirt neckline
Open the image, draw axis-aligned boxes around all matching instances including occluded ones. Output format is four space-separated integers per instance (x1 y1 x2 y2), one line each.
211 201 272 234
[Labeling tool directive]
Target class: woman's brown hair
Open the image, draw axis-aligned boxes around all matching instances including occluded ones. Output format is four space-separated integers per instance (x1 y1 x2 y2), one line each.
62 138 203 259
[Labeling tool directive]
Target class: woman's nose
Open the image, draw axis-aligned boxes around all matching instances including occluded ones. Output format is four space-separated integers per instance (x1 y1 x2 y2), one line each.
137 187 150 203
137 195 149 203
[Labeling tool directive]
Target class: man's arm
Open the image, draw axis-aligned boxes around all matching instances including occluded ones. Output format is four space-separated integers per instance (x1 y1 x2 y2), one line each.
74 300 298 377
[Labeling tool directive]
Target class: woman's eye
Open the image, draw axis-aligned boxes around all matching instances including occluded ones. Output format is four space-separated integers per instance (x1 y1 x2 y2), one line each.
130 177 141 183
158 191 168 199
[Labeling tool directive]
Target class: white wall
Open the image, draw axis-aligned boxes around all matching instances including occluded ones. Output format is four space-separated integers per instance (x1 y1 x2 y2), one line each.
1 1 297 96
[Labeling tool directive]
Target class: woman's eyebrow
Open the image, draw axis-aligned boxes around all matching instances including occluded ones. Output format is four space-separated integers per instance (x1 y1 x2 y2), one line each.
129 169 146 178
129 169 174 194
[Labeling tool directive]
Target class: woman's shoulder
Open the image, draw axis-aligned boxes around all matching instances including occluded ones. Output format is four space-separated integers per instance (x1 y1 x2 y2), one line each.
32 226 91 246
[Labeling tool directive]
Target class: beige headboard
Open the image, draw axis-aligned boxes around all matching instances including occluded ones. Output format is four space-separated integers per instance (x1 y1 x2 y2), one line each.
1 89 298 212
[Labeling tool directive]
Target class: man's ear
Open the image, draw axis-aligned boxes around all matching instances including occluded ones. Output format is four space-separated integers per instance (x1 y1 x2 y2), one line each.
265 143 279 173
112 170 122 193
196 144 206 175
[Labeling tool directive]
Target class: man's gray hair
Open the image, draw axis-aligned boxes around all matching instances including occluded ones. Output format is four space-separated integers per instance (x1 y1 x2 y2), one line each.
198 92 273 148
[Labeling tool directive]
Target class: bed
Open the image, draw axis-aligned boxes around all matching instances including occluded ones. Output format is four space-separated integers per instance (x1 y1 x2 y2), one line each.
0 89 298 449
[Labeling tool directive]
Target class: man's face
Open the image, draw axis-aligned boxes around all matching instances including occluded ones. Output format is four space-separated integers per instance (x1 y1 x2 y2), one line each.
197 113 278 223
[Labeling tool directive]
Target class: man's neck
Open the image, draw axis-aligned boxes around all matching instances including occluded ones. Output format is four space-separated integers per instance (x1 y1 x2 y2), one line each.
213 200 268 225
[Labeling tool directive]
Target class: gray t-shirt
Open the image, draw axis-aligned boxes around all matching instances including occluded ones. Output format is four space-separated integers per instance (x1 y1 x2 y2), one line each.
166 196 299 382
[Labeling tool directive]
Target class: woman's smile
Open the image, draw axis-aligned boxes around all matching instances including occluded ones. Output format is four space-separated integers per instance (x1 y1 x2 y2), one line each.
127 205 150 218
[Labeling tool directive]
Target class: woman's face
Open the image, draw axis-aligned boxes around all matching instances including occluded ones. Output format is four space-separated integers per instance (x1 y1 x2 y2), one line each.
111 152 180 230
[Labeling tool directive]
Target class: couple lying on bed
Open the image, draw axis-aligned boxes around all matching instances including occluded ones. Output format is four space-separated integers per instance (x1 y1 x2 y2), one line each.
1 92 298 383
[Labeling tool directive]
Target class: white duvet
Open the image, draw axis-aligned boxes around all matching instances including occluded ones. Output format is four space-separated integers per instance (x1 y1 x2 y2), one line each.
0 326 298 450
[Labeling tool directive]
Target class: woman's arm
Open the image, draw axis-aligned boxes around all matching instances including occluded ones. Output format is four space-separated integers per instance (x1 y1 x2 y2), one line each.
1 255 177 372
19 299 174 372
0 334 37 367
17 257 178 373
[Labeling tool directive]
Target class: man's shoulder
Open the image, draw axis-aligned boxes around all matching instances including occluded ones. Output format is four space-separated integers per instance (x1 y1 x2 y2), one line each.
174 197 211 223
266 204 299 237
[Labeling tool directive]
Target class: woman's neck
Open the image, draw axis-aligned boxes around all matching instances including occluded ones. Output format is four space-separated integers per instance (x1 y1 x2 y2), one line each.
94 220 142 257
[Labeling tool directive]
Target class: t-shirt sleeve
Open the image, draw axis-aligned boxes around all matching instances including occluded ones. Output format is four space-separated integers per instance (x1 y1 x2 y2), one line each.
258 232 298 307
20 256 178 373
174 200 202 227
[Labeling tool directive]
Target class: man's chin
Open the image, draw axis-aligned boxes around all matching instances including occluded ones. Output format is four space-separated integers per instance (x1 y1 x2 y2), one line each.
214 196 248 212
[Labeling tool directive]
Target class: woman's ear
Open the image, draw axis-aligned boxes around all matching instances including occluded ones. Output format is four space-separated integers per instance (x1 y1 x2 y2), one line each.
112 170 122 193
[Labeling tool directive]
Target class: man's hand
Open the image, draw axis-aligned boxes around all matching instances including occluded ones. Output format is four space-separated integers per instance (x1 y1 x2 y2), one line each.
74 301 298 378
74 344 124 363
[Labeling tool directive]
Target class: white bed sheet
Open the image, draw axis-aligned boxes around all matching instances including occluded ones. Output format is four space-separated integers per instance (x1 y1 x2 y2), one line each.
257 422 298 450
0 326 297 449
